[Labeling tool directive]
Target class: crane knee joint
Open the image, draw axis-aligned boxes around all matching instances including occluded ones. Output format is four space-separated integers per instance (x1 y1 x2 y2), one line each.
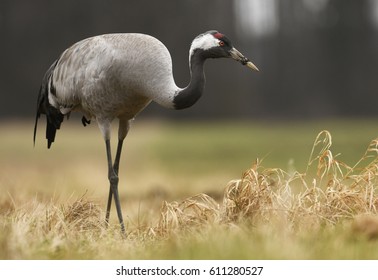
109 173 119 186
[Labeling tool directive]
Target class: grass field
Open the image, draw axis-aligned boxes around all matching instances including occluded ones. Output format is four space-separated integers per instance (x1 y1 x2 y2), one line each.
1 119 378 259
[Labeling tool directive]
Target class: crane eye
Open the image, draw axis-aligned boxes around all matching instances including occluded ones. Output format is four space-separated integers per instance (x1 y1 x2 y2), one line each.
219 41 225 47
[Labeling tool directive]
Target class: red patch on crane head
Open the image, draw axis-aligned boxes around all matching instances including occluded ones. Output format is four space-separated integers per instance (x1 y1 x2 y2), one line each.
213 32 224 39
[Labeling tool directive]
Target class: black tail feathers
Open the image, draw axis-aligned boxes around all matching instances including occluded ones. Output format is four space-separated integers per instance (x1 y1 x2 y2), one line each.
34 60 64 149
44 105 64 149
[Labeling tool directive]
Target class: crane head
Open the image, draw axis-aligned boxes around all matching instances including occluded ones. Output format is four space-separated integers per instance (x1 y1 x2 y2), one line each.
190 30 259 72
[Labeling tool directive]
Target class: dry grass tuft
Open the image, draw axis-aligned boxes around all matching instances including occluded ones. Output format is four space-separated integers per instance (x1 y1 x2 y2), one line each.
42 195 104 236
222 161 279 224
156 194 219 237
156 130 378 236
62 195 103 232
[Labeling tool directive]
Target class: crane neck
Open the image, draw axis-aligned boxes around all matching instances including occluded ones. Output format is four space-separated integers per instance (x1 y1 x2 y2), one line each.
173 50 206 110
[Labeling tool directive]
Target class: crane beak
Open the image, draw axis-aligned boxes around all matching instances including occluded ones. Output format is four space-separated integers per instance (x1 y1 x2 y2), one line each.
229 47 259 72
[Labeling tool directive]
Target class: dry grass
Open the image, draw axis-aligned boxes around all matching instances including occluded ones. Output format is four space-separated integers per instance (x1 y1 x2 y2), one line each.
2 129 378 259
154 131 378 238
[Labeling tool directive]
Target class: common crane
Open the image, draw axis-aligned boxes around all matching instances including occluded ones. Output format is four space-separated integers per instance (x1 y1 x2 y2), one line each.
34 30 259 233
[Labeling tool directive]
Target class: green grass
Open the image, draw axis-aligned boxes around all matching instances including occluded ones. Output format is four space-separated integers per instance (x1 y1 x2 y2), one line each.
1 119 378 259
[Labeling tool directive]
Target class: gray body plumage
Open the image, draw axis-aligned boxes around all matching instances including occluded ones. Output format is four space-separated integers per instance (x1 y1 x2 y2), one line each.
50 34 177 126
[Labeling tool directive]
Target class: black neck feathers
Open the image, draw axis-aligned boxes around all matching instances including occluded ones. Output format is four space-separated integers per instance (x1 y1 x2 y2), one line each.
173 49 206 110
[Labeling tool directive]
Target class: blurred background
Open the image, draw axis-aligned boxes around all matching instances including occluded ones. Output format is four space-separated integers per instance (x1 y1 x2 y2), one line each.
1 0 378 121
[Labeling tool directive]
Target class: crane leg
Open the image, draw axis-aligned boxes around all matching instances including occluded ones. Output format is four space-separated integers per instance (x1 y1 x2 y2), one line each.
105 139 124 225
105 139 125 234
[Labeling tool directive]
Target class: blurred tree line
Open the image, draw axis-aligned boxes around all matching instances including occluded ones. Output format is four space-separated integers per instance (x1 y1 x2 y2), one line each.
0 0 377 120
